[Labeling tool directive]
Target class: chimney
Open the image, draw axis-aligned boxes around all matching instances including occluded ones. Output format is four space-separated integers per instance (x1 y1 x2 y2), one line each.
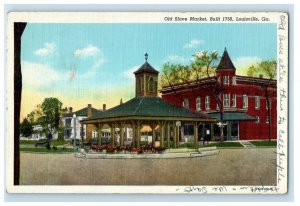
103 104 106 112
87 104 92 117
120 98 123 105
69 107 73 113
259 74 264 78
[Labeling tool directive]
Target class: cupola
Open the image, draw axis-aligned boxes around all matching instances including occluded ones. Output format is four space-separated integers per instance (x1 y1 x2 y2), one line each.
134 53 159 97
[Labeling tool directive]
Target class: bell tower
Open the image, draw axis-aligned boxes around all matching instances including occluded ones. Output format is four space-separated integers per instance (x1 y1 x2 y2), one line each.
134 53 159 97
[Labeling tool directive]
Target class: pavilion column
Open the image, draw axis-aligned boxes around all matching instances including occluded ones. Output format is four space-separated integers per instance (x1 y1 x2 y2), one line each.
210 123 215 141
131 121 136 147
176 125 180 147
159 121 165 147
111 124 115 147
97 124 103 146
193 122 199 146
124 127 128 144
151 122 156 146
173 121 177 148
136 121 141 147
120 122 124 147
167 122 170 148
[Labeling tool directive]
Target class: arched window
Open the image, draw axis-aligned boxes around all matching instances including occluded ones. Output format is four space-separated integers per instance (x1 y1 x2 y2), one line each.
149 77 154 92
196 97 201 111
140 77 143 93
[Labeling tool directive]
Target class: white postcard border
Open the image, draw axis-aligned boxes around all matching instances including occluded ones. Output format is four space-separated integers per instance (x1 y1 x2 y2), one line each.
6 11 289 194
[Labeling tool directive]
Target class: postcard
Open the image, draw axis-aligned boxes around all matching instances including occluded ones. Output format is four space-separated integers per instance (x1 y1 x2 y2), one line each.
6 12 288 194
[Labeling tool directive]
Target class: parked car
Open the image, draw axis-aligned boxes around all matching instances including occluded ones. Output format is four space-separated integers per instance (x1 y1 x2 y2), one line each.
35 139 49 148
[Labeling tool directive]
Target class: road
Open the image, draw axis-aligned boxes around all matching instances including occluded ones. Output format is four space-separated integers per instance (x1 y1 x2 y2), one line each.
20 148 277 185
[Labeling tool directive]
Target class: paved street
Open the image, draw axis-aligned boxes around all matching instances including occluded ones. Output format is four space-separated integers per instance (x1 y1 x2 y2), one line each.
20 148 277 185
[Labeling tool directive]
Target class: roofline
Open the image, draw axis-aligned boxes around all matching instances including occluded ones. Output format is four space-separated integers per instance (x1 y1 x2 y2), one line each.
161 75 277 93
80 116 216 124
161 77 216 92
134 70 159 75
236 75 277 83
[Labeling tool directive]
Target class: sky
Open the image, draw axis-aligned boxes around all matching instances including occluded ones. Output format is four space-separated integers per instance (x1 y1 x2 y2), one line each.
20 23 277 119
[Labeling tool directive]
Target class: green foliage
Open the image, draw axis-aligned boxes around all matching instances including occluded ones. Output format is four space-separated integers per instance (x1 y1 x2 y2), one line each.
246 60 277 79
160 50 218 87
20 118 33 137
26 97 66 139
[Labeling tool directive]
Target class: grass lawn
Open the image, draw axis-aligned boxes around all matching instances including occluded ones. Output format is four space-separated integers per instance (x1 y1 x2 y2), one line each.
20 147 74 153
20 139 67 146
19 140 38 144
204 142 243 148
50 140 68 146
179 143 201 149
250 141 277 147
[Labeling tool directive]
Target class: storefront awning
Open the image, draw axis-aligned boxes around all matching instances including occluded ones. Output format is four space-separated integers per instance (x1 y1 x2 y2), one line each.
206 112 257 121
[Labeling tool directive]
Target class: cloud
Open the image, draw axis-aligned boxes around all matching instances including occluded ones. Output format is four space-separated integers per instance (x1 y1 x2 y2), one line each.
80 58 106 79
183 38 204 48
122 66 140 79
74 44 99 57
233 56 262 75
163 55 190 64
35 42 57 57
21 61 64 87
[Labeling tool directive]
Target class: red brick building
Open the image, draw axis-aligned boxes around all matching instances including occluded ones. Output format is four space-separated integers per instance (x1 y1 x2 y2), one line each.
161 49 277 141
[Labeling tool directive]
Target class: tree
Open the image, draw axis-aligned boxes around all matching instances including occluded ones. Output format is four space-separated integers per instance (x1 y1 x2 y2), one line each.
246 60 277 141
30 97 66 140
246 60 276 79
161 50 226 142
20 118 33 137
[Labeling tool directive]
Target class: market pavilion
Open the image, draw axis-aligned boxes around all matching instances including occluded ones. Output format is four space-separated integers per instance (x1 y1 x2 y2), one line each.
81 54 215 148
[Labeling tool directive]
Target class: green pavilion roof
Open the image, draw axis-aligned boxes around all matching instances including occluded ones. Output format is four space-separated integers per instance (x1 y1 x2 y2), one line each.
81 96 213 123
206 111 256 121
63 107 102 118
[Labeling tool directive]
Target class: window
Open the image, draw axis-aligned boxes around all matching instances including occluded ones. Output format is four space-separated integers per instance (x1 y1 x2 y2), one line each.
266 99 272 110
266 116 270 124
255 96 260 109
216 103 219 110
243 94 248 109
223 76 229 85
183 98 189 109
196 97 201 111
232 94 236 107
205 96 210 110
149 77 154 92
223 94 230 107
65 118 72 128
256 116 260 123
140 77 143 92
232 76 236 85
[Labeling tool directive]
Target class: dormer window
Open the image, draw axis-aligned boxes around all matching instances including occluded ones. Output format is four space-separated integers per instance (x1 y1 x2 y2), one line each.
232 76 236 85
223 76 229 85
